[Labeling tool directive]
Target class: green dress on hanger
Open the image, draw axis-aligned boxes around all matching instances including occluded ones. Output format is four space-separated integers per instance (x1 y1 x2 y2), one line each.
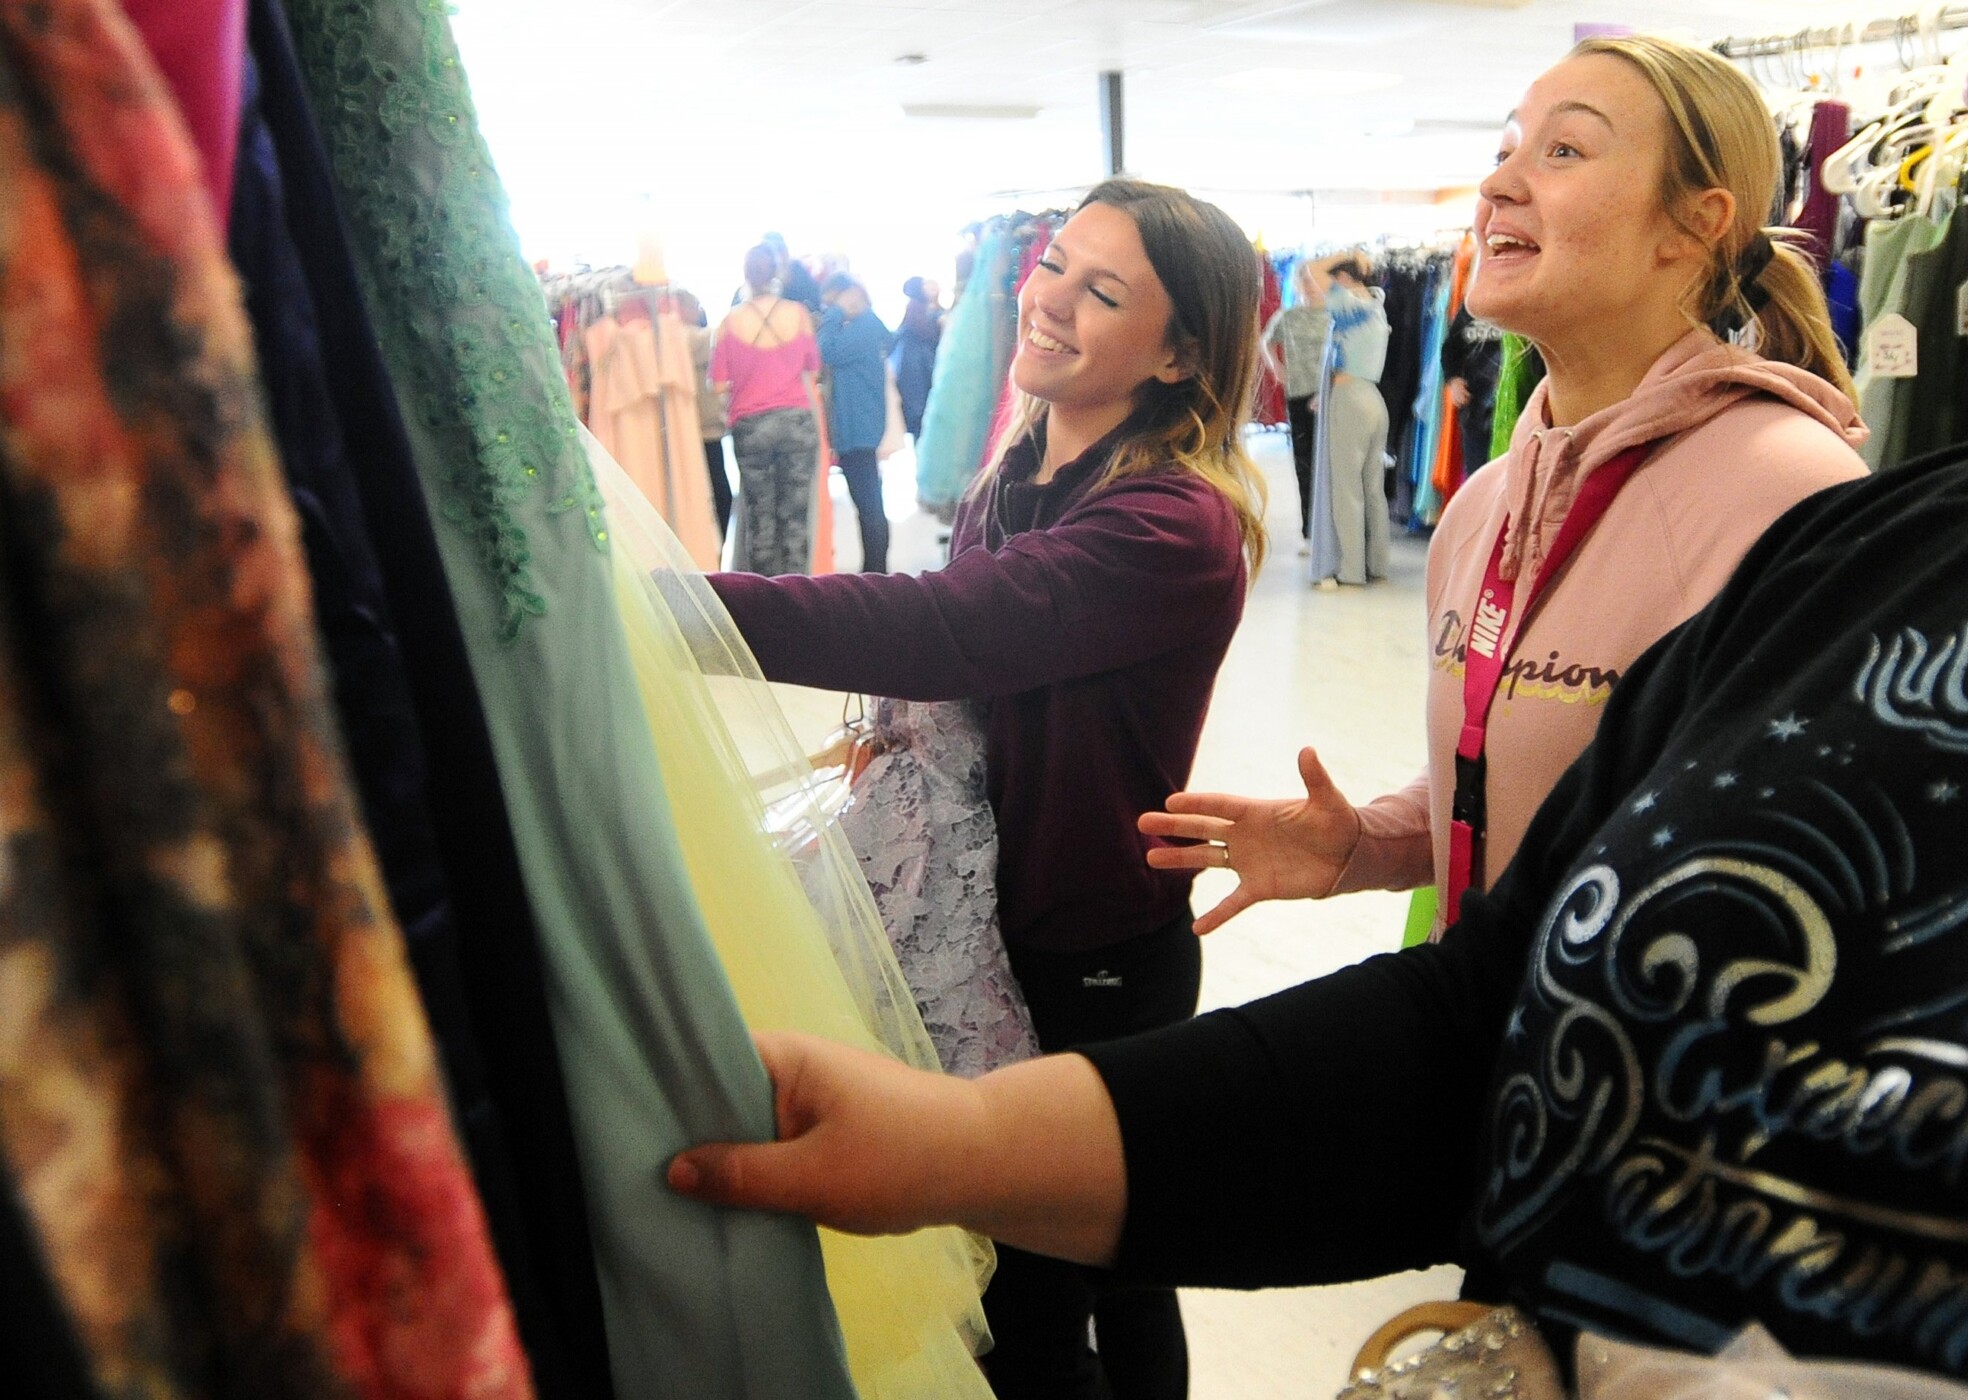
1903 204 1968 462
279 2 859 1396
1489 334 1536 461
1853 213 1945 472
1881 207 1966 470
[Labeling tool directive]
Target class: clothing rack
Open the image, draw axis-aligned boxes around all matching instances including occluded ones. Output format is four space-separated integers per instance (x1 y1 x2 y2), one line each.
1370 232 1468 266
541 264 722 559
1713 6 1968 61
1717 16 1968 473
540 263 634 300
966 207 1071 235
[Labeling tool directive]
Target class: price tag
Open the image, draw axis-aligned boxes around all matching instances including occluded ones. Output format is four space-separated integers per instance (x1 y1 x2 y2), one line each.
1868 312 1919 379
1956 280 1968 338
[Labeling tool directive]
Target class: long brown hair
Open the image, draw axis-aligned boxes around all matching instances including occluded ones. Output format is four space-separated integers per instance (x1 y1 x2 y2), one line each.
1574 34 1854 400
979 180 1269 572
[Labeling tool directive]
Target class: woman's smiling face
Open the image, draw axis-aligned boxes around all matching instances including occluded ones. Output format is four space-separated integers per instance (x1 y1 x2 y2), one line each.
1011 201 1186 415
1468 53 1706 349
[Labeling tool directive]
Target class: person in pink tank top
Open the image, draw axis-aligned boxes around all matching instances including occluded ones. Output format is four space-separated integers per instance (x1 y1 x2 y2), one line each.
712 244 823 576
1141 35 1867 937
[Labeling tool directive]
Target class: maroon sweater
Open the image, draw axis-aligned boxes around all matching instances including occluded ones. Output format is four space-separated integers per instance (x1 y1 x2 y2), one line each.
709 426 1247 953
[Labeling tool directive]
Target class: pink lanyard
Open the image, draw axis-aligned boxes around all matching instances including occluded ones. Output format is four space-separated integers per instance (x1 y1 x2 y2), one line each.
1445 443 1652 924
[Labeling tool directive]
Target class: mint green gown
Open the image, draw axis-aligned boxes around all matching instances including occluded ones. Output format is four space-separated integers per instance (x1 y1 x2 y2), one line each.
280 3 860 1395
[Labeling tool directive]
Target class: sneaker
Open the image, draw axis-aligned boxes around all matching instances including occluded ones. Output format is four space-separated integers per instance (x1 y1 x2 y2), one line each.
1297 539 1311 557
1312 576 1340 591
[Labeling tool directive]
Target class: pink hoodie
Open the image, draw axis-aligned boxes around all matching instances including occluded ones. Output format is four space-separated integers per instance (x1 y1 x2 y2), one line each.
1334 330 1868 923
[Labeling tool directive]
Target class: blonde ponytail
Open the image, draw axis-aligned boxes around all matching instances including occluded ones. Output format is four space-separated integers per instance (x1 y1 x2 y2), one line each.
1727 232 1855 400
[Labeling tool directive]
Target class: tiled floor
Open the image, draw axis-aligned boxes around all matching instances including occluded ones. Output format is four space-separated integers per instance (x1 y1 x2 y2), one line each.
773 427 1462 1397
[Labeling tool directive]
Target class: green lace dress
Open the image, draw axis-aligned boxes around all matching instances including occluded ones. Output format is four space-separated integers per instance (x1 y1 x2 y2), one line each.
279 2 858 1395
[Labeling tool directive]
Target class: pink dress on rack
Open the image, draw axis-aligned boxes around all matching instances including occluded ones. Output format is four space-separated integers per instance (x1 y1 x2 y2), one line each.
1254 253 1288 427
125 0 247 226
587 307 722 569
981 234 1050 466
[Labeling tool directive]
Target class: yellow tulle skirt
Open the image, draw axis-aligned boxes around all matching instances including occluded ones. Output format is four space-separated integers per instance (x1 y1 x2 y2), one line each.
587 428 994 1400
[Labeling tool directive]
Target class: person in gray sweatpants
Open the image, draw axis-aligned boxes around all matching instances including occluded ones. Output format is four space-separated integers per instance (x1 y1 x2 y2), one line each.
1305 254 1392 587
1319 374 1390 585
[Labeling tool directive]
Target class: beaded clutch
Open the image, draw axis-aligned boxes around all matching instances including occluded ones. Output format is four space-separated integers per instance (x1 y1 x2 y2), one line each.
1337 1302 1564 1400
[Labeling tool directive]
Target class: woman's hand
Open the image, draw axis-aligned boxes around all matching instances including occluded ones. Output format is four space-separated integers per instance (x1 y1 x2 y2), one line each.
669 1032 983 1235
1138 746 1363 935
668 1032 1129 1264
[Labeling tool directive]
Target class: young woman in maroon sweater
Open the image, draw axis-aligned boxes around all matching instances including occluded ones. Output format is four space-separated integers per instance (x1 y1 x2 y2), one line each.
709 179 1266 1400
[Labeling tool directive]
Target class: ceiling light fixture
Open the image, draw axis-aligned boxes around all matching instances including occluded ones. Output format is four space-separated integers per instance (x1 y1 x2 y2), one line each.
901 102 1043 120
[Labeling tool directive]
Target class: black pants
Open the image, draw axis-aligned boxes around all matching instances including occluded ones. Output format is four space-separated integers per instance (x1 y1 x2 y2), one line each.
703 436 733 540
1458 397 1494 480
836 446 889 573
984 916 1202 1400
1285 393 1317 538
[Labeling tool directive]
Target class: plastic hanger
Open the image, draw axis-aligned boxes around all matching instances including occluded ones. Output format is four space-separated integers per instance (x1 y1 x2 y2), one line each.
1897 142 1936 196
1823 66 1956 198
1910 109 1968 216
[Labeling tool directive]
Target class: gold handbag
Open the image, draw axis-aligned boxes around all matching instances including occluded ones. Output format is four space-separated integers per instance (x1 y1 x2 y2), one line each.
1337 1301 1566 1400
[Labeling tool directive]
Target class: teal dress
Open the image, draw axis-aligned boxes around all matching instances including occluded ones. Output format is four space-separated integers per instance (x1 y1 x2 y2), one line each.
1405 271 1454 526
281 2 858 1396
916 225 1017 512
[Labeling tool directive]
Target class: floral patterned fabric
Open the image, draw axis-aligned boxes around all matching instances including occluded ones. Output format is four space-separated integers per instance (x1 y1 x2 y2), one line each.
0 2 530 1397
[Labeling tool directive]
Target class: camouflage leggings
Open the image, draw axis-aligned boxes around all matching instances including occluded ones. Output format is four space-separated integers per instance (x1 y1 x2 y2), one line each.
730 407 819 576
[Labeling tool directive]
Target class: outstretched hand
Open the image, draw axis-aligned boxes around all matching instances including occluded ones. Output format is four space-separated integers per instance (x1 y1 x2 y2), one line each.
667 1031 1131 1264
668 1031 979 1236
1138 746 1362 935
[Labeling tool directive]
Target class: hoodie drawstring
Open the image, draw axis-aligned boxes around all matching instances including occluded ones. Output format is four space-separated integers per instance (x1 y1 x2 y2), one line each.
1502 428 1572 584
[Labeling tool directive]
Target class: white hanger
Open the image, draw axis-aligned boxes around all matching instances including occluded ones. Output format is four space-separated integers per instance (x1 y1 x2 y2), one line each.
1823 111 1900 196
1822 62 1958 196
1901 33 1968 215
1919 30 1968 125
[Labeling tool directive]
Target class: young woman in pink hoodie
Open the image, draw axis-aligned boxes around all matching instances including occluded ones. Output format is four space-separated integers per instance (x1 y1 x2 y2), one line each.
1142 34 1869 934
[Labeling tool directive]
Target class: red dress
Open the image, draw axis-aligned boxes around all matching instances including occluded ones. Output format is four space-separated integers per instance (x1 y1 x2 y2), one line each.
1253 253 1288 426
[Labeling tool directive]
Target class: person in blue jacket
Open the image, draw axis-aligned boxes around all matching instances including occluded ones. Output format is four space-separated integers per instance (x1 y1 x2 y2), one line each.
818 275 894 572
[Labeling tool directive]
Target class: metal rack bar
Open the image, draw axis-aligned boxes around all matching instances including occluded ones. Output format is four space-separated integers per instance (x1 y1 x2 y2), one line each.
1713 6 1968 60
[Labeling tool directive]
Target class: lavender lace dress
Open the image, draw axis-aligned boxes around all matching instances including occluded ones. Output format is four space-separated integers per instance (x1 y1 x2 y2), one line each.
840 698 1040 1077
